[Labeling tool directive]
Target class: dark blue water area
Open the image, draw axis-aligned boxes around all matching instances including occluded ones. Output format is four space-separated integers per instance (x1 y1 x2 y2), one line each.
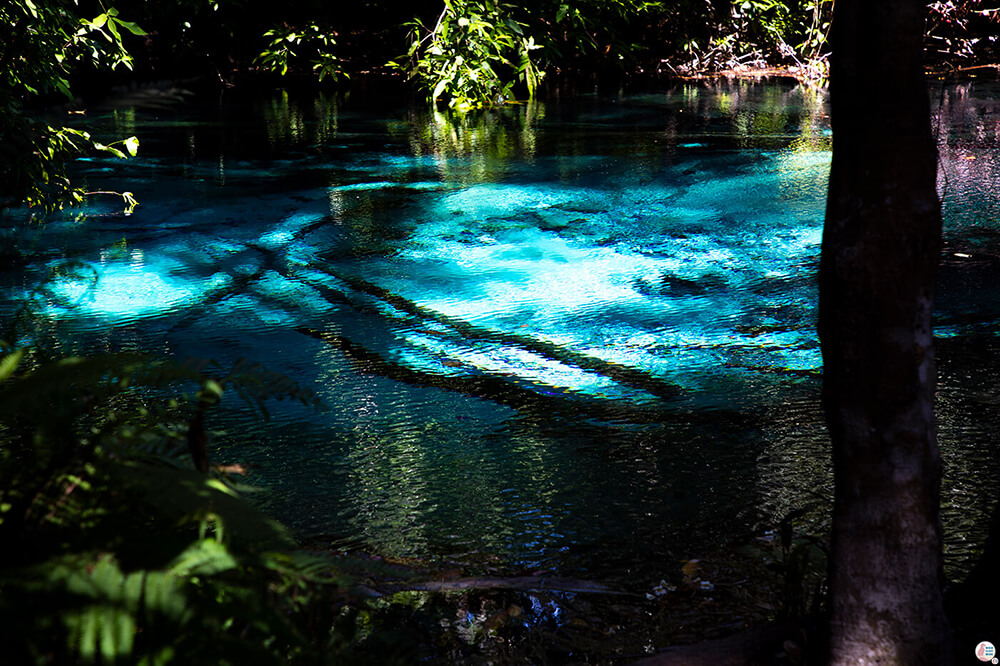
2 78 999 587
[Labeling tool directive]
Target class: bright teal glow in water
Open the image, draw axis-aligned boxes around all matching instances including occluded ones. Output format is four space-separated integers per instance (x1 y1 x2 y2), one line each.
4 80 1000 584
45 250 204 319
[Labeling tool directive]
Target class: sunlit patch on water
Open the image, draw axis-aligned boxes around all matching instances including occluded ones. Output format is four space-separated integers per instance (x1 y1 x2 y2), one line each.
336 151 829 404
41 250 202 323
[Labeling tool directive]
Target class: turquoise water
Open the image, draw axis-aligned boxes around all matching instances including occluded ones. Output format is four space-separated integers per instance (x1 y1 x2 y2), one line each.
3 79 999 585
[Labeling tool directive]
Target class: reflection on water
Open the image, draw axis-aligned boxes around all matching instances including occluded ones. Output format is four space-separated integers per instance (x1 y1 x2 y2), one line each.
2 79 999 585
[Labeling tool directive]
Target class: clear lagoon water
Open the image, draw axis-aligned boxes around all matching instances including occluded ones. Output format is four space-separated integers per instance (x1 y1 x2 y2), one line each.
3 78 999 587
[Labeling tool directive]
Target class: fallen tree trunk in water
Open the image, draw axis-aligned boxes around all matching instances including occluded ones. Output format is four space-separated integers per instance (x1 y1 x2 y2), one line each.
391 575 630 595
311 263 682 401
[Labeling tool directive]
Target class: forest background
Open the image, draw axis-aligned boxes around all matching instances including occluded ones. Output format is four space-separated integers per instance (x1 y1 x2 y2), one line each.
4 0 999 210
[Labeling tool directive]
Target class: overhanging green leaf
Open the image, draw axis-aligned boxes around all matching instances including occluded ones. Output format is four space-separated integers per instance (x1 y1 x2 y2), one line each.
169 539 238 577
0 349 24 382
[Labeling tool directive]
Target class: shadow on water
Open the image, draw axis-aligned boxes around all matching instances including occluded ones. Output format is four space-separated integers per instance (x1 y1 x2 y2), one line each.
1 77 999 593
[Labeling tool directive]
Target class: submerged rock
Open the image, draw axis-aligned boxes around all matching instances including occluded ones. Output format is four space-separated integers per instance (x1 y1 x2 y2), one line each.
634 272 727 297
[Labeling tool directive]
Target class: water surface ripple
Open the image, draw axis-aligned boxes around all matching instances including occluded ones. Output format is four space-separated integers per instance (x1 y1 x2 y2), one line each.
2 80 999 584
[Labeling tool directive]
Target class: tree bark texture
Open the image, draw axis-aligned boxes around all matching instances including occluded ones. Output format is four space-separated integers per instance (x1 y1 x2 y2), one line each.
819 1 950 664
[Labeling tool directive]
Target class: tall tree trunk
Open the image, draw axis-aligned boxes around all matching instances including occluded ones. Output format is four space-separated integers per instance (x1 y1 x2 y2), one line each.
819 1 951 664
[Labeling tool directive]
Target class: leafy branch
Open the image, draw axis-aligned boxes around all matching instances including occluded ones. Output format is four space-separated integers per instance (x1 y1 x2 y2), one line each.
1 1 145 213
393 0 544 111
0 342 348 664
256 22 344 82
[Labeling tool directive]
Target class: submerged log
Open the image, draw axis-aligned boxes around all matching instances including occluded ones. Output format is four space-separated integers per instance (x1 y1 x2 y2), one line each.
387 575 629 596
298 326 673 424
313 264 682 401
